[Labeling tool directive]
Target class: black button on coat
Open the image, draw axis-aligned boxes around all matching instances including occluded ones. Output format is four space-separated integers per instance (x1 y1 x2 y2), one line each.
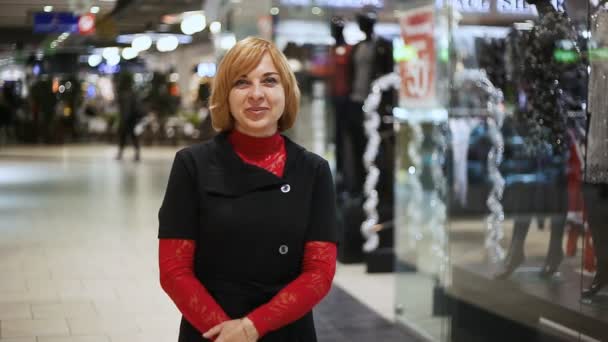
158 132 339 342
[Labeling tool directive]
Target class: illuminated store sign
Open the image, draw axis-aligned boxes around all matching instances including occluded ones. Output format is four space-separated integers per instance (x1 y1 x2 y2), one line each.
496 0 564 14
280 0 383 8
34 12 96 34
34 12 79 33
399 6 437 108
443 0 491 12
435 0 565 14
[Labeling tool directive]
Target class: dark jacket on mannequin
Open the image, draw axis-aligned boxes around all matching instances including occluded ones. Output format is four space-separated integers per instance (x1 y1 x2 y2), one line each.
348 37 394 98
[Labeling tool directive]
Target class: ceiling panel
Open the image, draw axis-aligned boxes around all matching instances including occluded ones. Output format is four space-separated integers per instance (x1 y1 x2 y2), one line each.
0 0 206 51
0 0 116 27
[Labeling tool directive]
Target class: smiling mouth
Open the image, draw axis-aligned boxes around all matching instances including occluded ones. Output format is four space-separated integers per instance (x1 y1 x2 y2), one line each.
245 108 269 115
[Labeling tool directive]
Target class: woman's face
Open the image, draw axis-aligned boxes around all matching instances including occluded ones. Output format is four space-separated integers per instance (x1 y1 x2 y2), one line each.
229 53 286 137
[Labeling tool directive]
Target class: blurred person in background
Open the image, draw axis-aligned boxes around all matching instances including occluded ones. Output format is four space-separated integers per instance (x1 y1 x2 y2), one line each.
0 91 12 145
158 37 338 342
115 72 142 161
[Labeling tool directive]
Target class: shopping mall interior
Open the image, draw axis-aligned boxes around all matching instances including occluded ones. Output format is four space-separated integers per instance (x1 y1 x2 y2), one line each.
1 0 607 341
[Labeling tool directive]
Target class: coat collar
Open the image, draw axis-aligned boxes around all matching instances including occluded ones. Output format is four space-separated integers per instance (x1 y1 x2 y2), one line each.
203 131 304 196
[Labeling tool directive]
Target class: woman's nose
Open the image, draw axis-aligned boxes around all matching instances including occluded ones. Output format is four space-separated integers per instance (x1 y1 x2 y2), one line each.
248 83 264 101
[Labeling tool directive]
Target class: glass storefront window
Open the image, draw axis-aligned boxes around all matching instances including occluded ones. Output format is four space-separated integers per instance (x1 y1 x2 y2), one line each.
394 0 608 341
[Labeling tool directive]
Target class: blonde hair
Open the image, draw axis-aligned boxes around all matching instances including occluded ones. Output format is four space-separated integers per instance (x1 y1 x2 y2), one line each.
209 37 300 132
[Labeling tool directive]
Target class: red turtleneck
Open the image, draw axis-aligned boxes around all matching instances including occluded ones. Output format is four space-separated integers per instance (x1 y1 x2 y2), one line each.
159 130 337 339
228 129 286 177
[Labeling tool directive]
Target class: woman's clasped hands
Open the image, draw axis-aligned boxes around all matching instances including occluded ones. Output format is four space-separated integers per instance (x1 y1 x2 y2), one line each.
203 317 259 342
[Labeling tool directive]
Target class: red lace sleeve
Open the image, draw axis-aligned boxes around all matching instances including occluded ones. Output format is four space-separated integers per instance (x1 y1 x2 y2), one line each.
246 241 337 337
159 239 231 333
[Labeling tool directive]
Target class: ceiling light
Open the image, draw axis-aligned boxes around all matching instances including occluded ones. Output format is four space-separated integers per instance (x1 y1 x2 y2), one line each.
44 6 53 12
156 35 179 52
181 13 206 35
209 21 221 34
90 6 100 14
132 35 152 51
197 63 217 77
88 55 102 67
162 13 180 25
312 7 322 15
106 54 121 66
121 47 138 60
219 35 236 50
102 47 120 60
270 7 279 15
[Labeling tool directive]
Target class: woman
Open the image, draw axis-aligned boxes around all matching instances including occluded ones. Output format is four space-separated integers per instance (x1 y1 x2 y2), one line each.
158 37 338 342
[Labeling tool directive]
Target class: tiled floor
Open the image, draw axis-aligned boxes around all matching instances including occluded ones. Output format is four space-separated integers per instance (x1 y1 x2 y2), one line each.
0 144 413 342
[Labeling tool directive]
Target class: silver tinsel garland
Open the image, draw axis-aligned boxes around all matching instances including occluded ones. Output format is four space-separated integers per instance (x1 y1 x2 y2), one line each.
361 72 401 252
454 69 506 262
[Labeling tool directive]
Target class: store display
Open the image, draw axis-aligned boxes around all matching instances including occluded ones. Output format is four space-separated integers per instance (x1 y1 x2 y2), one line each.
449 117 480 207
395 0 608 341
448 68 506 262
582 7 608 299
497 0 581 279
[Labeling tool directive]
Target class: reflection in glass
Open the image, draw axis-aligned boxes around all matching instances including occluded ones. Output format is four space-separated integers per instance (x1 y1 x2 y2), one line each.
582 4 608 301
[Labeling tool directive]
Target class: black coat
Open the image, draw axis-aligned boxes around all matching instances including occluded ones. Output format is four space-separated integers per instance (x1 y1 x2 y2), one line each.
158 132 339 342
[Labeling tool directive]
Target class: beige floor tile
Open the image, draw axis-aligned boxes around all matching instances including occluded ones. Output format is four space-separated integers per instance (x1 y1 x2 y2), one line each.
67 317 139 335
58 287 117 302
50 268 106 280
0 303 31 320
134 314 181 333
90 300 129 317
0 290 59 304
26 279 83 294
114 288 165 305
18 266 52 279
92 298 172 317
109 332 177 342
333 263 395 321
0 279 26 293
0 319 69 338
31 302 96 319
38 336 110 342
20 255 51 268
0 337 37 342
0 260 22 273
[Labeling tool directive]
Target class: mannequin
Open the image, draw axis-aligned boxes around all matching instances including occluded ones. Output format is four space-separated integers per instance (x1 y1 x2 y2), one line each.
498 0 578 279
347 9 394 195
582 4 608 298
336 9 394 267
329 16 353 194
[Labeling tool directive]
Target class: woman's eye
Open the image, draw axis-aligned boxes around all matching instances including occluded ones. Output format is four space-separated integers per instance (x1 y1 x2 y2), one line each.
234 79 249 86
263 77 278 85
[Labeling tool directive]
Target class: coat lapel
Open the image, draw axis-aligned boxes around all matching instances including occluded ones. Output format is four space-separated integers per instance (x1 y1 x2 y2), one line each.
202 132 304 197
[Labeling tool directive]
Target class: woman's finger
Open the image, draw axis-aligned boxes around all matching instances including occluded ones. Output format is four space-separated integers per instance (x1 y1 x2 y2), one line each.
203 323 224 339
